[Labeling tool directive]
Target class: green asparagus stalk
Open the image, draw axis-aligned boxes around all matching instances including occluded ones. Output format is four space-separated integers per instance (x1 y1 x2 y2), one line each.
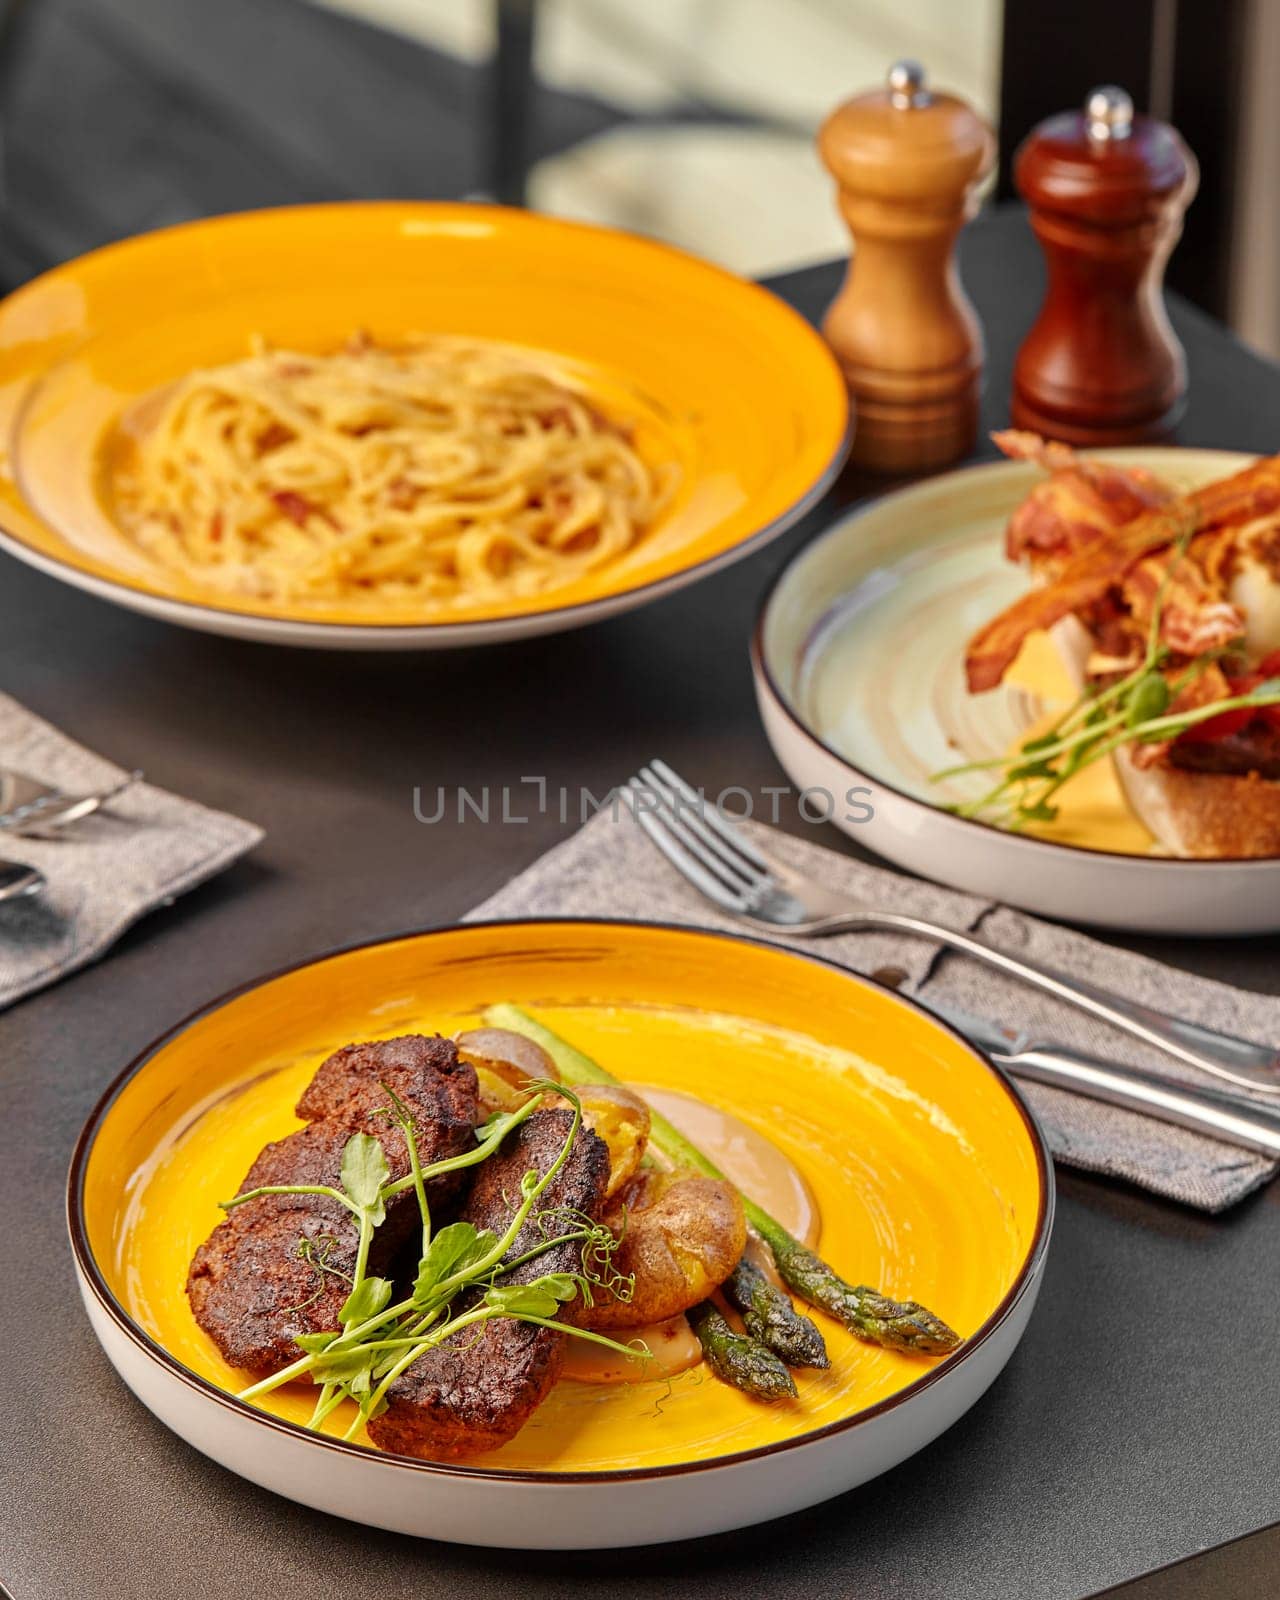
724 1257 829 1369
755 1236 957 1354
686 1301 797 1401
482 1004 961 1358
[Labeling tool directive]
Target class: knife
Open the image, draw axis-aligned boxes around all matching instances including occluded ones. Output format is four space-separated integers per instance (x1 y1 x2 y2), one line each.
927 1000 1280 1160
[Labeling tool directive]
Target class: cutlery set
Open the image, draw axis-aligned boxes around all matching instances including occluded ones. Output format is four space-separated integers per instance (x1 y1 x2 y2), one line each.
624 759 1280 1158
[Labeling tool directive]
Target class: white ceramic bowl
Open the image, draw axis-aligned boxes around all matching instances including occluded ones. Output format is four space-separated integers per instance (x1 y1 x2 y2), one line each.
752 451 1280 935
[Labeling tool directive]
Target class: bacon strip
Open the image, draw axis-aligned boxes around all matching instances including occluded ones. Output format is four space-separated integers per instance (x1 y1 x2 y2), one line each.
1123 552 1244 659
270 488 341 533
271 489 315 527
966 456 1280 693
992 430 1174 568
991 431 1083 473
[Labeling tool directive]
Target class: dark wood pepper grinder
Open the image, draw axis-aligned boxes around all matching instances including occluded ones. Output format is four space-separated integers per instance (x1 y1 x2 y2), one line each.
1011 86 1199 444
819 61 995 473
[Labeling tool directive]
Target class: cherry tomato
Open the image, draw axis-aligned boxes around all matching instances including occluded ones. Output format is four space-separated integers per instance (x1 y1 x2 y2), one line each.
1185 705 1253 741
1180 673 1259 742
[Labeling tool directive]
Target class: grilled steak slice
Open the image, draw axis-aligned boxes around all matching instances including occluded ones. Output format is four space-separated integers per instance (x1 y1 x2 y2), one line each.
186 1123 379 1373
187 1034 477 1373
367 1108 610 1460
295 1035 474 1128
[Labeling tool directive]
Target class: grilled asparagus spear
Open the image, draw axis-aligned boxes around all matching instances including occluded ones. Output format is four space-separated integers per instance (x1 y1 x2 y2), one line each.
724 1257 828 1369
686 1301 796 1401
751 1229 958 1354
482 1004 961 1358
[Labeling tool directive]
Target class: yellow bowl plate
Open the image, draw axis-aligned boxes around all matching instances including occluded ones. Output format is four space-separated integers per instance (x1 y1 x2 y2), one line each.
0 203 849 648
68 920 1051 1546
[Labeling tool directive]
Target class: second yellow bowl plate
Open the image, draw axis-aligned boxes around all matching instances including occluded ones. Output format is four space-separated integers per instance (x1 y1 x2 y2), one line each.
70 920 1050 1546
0 203 849 647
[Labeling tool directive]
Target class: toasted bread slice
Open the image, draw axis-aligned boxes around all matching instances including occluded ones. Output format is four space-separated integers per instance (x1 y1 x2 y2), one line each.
1112 745 1280 858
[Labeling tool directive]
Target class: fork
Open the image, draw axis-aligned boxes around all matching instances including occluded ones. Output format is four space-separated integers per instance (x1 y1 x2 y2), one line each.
624 759 1280 1097
0 768 142 837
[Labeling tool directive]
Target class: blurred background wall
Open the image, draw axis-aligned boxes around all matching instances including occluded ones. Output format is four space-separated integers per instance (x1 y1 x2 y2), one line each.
0 0 1274 355
313 0 1001 277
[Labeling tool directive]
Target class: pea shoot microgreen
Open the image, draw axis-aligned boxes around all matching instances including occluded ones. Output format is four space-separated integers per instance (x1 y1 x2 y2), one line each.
221 1079 643 1440
280 1235 349 1315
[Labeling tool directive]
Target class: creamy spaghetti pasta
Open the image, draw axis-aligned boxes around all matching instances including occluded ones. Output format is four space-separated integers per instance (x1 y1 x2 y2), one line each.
108 333 669 609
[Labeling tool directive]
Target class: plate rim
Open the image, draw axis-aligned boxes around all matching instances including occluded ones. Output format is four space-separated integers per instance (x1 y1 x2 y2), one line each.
66 915 1054 1484
0 199 851 645
752 447 1280 869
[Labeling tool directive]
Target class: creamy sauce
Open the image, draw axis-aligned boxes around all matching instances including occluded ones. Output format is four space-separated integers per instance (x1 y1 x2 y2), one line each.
561 1315 704 1384
645 1087 821 1246
1003 632 1157 854
561 1085 820 1385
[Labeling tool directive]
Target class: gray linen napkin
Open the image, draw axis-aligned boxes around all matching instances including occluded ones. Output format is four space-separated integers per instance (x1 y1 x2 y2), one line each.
0 694 262 1008
466 808 1280 1212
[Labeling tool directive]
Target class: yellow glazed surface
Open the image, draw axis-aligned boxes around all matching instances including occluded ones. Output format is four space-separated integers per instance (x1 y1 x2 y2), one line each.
78 922 1045 1474
0 203 848 629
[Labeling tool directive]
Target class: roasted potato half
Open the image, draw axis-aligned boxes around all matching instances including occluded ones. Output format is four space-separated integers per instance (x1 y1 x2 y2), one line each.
581 1168 747 1329
456 1027 560 1117
548 1083 650 1199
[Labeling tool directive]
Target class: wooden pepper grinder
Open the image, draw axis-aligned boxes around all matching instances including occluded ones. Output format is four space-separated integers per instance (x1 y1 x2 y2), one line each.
819 60 995 472
1011 86 1199 444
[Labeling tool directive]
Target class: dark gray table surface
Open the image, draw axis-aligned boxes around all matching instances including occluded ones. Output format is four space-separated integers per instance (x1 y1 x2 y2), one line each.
1 207 1278 1600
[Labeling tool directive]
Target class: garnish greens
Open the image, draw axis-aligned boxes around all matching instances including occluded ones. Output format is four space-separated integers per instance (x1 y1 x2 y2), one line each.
935 538 1280 829
222 1080 644 1439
